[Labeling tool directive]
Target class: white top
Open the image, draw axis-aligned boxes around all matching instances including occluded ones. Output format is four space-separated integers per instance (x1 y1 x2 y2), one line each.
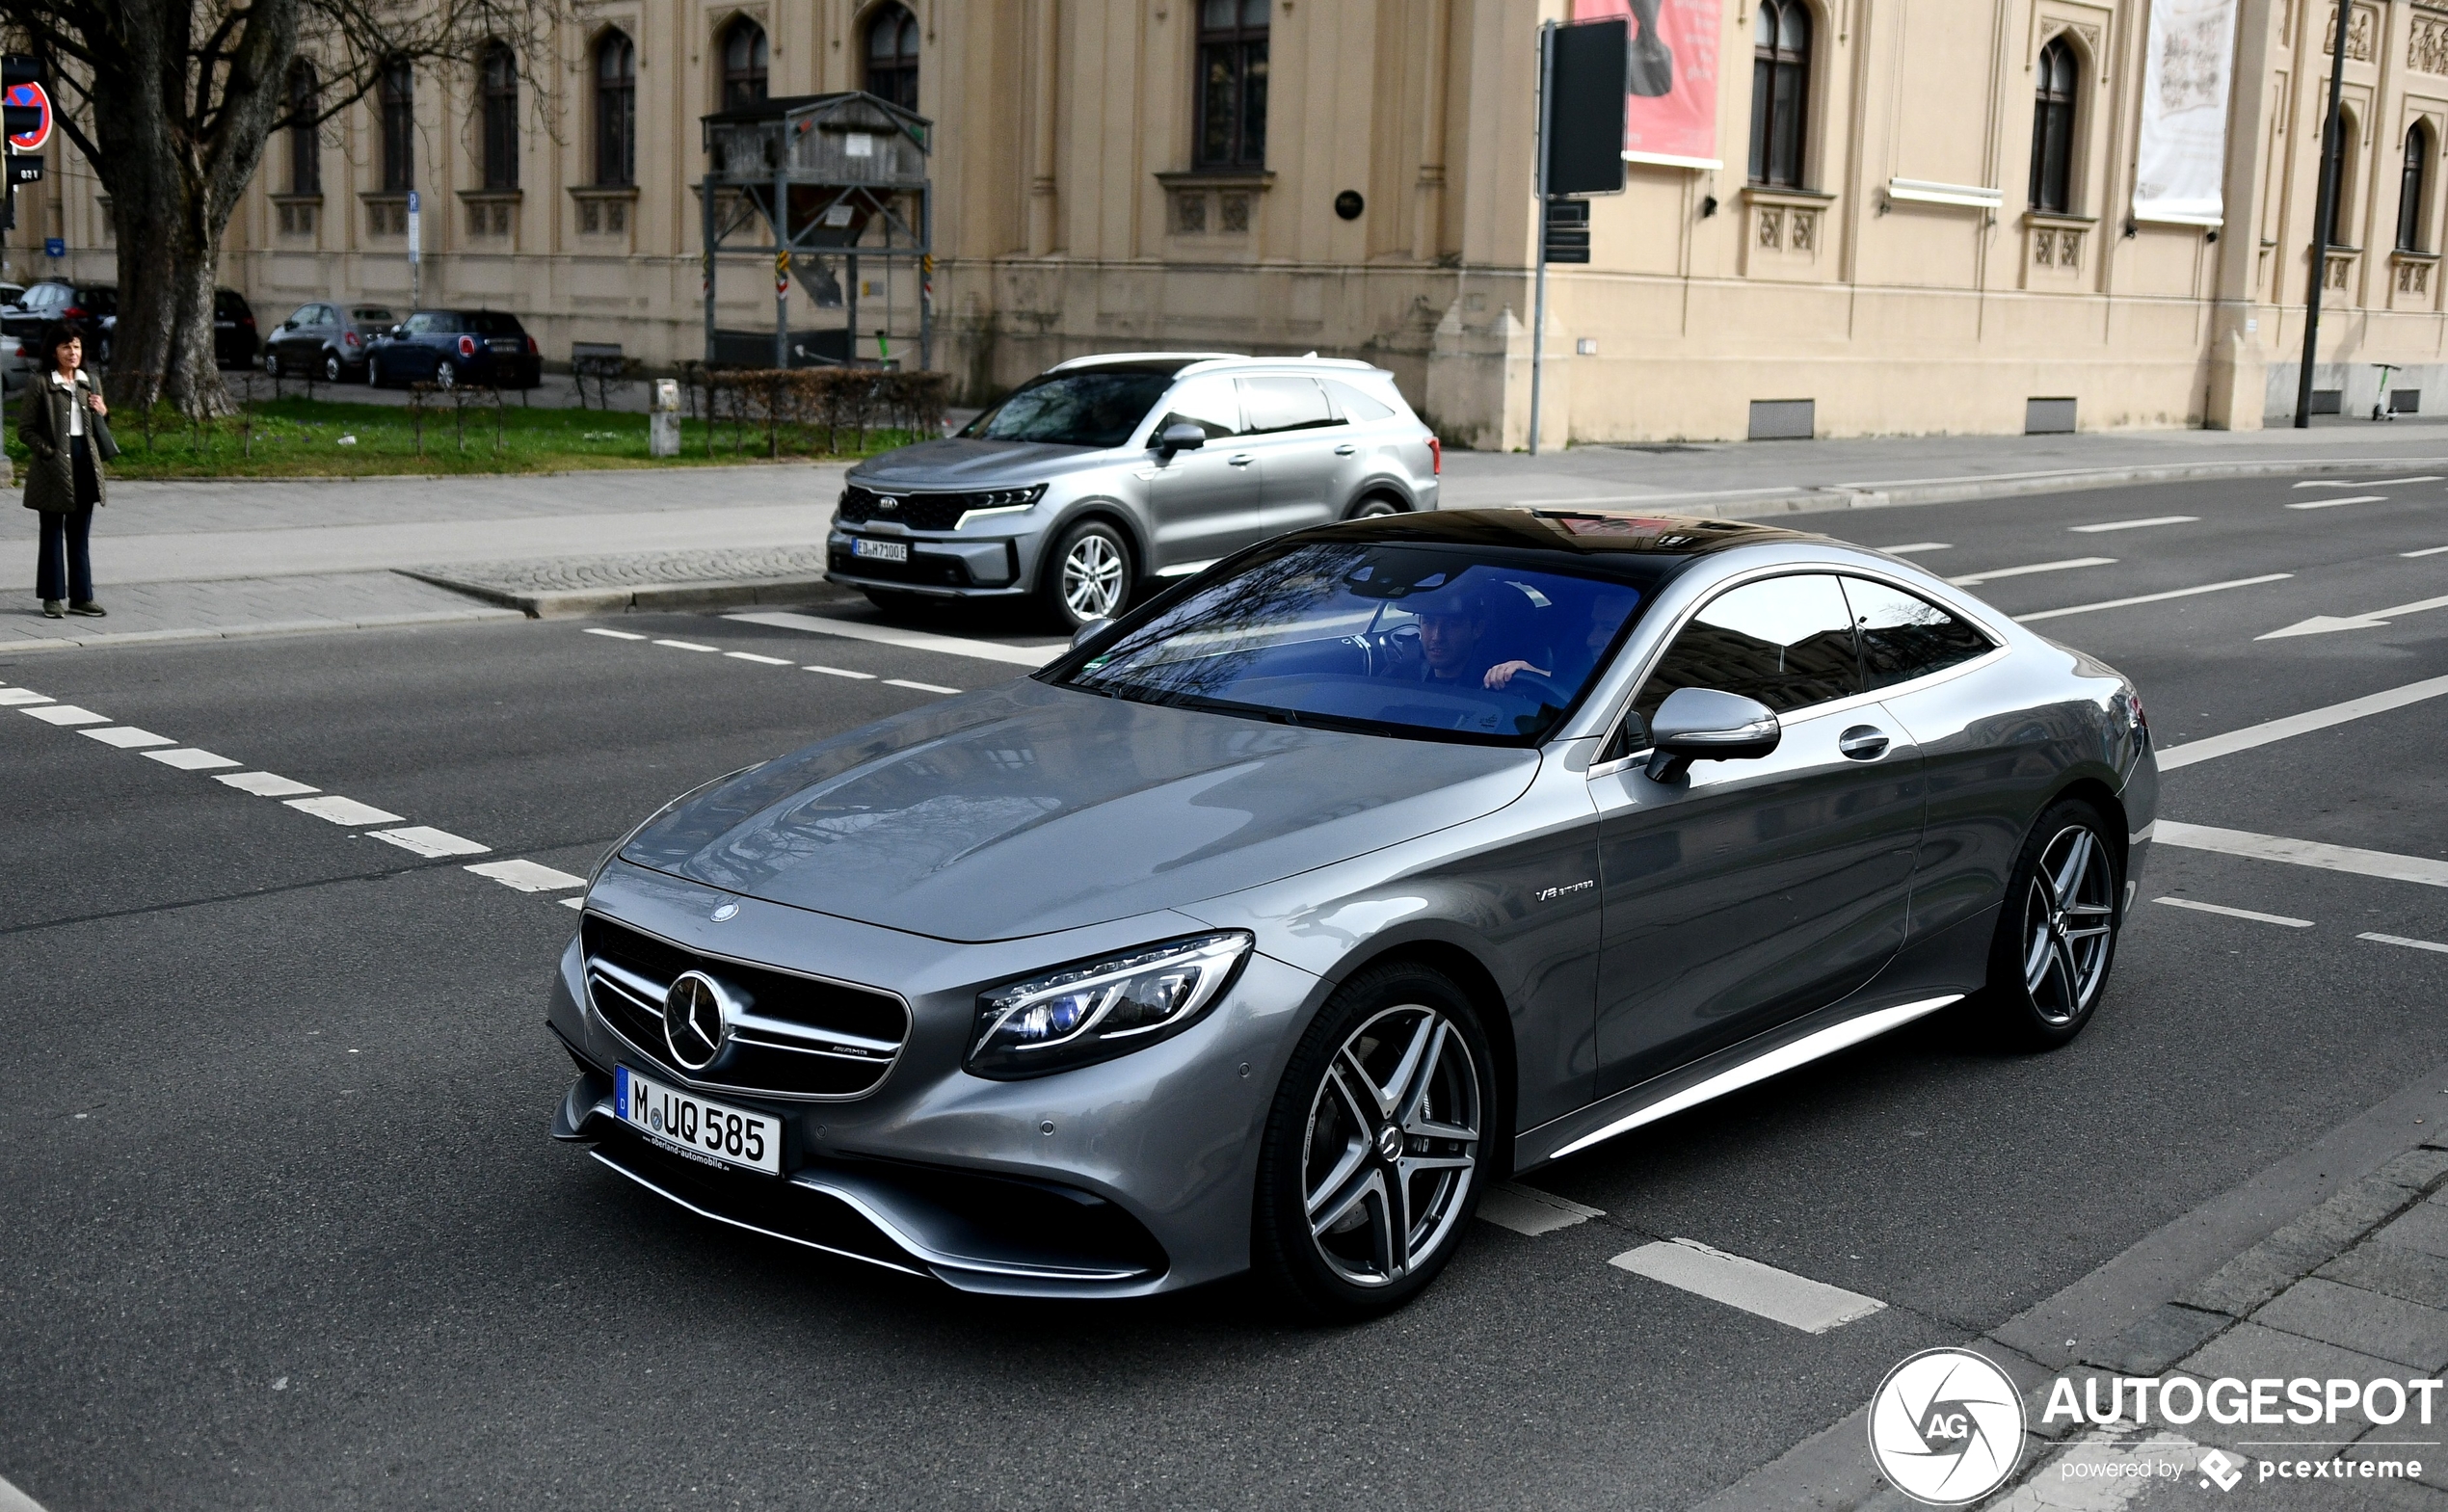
50 367 83 438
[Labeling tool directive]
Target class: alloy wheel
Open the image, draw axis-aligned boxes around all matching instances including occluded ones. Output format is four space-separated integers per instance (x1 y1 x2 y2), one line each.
263 352 279 377
2020 824 2115 1024
1350 497 1402 519
1300 1003 1481 1288
324 354 342 383
1061 533 1126 621
435 361 457 391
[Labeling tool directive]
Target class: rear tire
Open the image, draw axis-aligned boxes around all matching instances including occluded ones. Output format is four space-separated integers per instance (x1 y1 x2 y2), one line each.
435 360 458 391
263 351 281 378
1039 518 1132 632
1979 798 2123 1050
1345 493 1405 520
324 353 343 383
1251 961 1493 1321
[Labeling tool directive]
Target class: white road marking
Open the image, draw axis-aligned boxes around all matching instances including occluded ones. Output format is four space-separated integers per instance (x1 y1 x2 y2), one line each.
1879 542 1952 554
2154 820 2448 888
0 1472 54 1512
885 677 962 695
728 609 1061 669
2285 494 2389 510
81 727 172 749
2153 896 2315 927
285 795 408 826
216 771 320 797
1477 1182 1606 1236
2015 571 2292 623
23 704 108 726
583 627 648 640
1946 556 2116 587
724 651 794 665
2069 515 2198 533
2360 931 2448 955
144 748 240 771
466 859 588 892
2259 591 2448 639
805 665 878 679
2403 544 2448 558
652 639 717 652
2295 475 2440 486
561 896 586 910
2157 671 2448 769
367 826 492 859
1991 1428 2205 1512
0 687 53 705
1610 1238 1886 1334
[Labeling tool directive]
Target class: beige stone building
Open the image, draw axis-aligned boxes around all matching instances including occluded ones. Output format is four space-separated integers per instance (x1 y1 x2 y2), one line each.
13 0 2448 445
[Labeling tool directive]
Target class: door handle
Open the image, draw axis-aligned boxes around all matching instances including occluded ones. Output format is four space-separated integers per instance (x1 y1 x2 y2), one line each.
1333 444 1357 456
1227 453 1255 466
1838 726 1890 760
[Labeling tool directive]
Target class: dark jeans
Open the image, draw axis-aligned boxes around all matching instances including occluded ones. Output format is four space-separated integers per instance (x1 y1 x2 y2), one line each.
36 505 93 603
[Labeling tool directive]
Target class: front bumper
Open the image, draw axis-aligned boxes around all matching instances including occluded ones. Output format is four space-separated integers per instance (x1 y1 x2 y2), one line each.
825 526 1029 597
547 861 1326 1296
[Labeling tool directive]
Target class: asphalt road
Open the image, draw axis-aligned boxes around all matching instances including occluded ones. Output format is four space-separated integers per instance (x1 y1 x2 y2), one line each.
3 475 2445 1511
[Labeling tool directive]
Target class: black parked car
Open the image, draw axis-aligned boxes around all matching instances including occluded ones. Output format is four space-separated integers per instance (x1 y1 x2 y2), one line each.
6 279 117 359
214 288 260 367
263 302 397 383
367 309 542 389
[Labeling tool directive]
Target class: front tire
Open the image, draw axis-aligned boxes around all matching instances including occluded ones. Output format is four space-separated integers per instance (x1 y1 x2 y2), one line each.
263 351 281 378
1981 798 2123 1049
1252 962 1493 1320
1039 519 1131 631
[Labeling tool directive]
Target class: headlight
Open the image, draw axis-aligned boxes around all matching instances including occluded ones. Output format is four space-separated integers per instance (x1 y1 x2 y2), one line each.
967 932 1252 1078
954 484 1048 529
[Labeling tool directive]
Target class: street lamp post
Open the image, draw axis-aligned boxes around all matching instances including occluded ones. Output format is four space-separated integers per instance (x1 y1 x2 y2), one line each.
2296 1 2363 427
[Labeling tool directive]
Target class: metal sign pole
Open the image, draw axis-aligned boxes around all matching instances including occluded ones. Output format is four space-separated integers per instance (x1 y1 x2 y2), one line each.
2295 2 2355 427
407 189 421 309
1529 20 1555 457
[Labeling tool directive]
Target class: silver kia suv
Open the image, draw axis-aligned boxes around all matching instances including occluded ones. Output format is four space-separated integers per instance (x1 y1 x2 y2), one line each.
827 353 1443 629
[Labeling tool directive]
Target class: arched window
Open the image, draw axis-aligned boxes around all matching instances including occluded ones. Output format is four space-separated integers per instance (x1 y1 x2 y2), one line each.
480 42 518 190
595 30 636 187
1196 0 1270 170
2401 120 2432 252
865 3 919 110
380 58 414 192
2328 107 2361 246
1749 0 1810 187
286 61 320 196
2030 36 2078 214
721 18 768 111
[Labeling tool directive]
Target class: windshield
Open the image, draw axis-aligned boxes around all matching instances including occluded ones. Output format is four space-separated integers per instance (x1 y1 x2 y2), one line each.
1052 542 1649 744
960 371 1173 448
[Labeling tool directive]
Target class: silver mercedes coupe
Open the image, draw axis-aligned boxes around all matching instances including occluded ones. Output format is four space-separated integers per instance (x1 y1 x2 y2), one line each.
548 511 2156 1317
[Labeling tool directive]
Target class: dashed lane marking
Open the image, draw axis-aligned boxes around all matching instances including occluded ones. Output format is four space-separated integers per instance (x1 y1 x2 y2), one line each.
367 826 492 859
2295 476 2441 486
652 639 718 652
724 651 794 665
726 609 1062 669
81 727 172 749
561 896 585 910
1880 542 1951 555
284 795 409 827
2154 821 2448 888
2070 515 2198 533
1610 1238 1887 1334
466 859 587 892
581 626 971 698
583 627 648 640
144 748 239 771
885 677 963 695
23 704 108 726
2014 572 2292 623
2153 896 2315 927
2404 545 2448 558
1477 1182 1606 1236
2157 671 2448 770
806 665 878 679
0 688 51 705
216 771 319 797
2360 932 2448 955
1945 556 2116 587
2285 494 2389 511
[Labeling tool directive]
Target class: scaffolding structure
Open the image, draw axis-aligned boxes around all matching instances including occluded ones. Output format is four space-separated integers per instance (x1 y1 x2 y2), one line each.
698 92 933 371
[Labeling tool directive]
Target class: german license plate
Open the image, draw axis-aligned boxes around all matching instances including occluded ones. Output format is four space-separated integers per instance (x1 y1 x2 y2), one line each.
852 537 909 563
615 1066 781 1176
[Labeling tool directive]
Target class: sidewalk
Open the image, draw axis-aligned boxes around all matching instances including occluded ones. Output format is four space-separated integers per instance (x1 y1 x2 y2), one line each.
6 420 2448 650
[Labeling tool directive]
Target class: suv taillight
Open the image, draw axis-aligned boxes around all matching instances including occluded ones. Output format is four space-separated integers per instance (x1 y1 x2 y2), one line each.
457 334 477 358
524 335 538 356
1427 436 1442 475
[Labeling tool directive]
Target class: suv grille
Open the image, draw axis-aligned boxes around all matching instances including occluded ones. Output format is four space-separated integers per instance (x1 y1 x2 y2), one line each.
581 915 909 1101
838 484 1043 532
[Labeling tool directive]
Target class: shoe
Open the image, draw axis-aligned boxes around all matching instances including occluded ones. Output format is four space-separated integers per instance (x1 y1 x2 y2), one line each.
67 600 105 617
40 598 61 618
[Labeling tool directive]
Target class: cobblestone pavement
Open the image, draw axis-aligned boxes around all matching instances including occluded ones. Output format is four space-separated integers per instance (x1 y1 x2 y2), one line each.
0 571 518 649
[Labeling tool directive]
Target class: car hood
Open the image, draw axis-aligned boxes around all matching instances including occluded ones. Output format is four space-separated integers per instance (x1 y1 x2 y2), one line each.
619 679 1540 942
849 438 1119 489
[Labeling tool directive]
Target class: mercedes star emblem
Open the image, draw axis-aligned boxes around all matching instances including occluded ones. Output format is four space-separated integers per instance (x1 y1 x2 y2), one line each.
662 970 731 1072
710 901 740 921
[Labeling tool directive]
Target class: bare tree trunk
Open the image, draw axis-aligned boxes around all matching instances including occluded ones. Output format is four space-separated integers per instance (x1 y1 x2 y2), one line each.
109 172 233 416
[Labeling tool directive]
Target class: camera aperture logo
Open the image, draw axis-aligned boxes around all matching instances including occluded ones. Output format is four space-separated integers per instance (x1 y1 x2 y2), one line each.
1868 1348 2028 1506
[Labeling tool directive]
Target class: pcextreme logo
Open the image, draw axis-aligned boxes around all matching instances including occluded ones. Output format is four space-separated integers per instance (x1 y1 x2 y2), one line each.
1867 1348 2028 1506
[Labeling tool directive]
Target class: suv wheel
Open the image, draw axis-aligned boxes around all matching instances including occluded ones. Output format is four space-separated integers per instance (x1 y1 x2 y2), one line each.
1041 519 1131 631
1982 798 2123 1049
1253 961 1493 1320
1346 494 1404 519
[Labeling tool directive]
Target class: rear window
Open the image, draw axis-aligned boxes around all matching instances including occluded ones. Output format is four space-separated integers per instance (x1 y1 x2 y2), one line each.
464 311 525 336
215 291 251 319
74 287 116 315
353 306 395 324
1238 376 1338 434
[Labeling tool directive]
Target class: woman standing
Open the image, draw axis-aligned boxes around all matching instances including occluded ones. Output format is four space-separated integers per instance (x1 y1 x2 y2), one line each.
20 321 116 618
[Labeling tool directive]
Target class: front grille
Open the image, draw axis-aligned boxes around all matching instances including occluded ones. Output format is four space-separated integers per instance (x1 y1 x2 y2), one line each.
838 484 1043 531
582 915 909 1101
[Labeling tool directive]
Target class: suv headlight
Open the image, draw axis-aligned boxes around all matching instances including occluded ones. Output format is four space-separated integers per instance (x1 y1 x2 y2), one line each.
967 932 1252 1079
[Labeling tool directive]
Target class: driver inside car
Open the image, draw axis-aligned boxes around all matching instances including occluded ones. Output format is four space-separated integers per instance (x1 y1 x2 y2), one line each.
1411 585 1511 691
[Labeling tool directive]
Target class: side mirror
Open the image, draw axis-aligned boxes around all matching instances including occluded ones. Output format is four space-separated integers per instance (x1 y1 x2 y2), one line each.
389 325 406 339
1156 420 1208 455
1070 616 1114 651
1644 687 1780 783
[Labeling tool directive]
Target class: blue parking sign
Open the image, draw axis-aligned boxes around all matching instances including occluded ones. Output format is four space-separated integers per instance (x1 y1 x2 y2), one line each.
42 237 62 257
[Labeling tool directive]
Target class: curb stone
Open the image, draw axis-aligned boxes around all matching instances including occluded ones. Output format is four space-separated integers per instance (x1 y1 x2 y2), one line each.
396 569 858 619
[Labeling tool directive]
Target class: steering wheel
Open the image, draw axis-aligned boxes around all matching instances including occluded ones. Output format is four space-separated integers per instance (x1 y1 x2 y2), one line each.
1489 667 1572 705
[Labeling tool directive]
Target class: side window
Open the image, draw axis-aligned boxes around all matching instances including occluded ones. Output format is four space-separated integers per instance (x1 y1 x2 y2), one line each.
405 312 449 334
285 304 320 328
1324 378 1395 422
1238 376 1338 434
1634 573 1862 725
1841 576 1994 690
1155 375 1244 439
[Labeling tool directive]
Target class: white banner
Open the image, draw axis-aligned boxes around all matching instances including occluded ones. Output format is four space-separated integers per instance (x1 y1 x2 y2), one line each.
2133 0 2239 225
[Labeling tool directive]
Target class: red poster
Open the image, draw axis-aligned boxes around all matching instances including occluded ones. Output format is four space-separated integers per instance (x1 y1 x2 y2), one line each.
1573 0 1722 169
